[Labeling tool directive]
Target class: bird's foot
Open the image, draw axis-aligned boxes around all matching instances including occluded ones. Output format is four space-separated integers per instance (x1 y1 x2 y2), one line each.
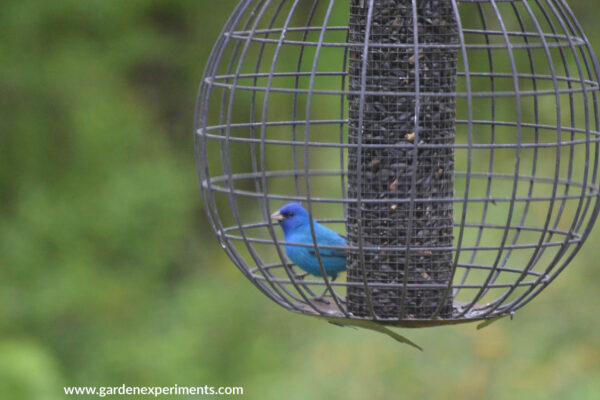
293 272 310 281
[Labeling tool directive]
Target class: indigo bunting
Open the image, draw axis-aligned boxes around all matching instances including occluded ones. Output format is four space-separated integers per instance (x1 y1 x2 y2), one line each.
271 203 347 286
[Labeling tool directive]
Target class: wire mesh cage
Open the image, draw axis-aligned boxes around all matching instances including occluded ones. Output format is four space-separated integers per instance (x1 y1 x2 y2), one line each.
195 0 600 327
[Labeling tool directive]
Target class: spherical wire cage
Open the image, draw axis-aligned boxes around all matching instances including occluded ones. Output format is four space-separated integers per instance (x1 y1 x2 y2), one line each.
194 0 600 327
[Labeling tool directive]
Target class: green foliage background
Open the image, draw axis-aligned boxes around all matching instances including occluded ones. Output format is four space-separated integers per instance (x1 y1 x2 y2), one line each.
1 1 600 399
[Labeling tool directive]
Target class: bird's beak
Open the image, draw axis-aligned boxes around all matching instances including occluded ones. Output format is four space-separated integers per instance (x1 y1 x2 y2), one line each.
271 211 285 222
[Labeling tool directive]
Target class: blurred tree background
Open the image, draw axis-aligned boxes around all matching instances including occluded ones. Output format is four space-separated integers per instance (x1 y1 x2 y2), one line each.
1 0 600 399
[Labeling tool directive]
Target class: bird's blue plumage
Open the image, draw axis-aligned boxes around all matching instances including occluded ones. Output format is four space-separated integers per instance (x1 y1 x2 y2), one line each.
272 203 347 280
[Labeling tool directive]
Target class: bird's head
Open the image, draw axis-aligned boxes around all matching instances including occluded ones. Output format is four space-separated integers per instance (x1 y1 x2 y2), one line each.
271 202 309 234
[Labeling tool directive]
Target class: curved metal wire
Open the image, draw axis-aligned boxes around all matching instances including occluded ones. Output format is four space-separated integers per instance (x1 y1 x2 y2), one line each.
195 0 600 326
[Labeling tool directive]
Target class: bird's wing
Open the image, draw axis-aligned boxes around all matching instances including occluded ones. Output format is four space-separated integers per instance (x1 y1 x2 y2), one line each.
307 246 346 259
307 224 346 258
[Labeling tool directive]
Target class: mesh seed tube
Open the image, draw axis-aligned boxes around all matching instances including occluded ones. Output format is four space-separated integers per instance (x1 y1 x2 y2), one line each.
346 0 458 319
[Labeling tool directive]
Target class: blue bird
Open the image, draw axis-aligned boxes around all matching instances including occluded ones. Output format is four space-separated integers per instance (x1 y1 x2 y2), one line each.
271 203 347 296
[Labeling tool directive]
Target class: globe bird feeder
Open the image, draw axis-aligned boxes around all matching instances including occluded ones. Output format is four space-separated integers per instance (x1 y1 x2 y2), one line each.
195 0 600 329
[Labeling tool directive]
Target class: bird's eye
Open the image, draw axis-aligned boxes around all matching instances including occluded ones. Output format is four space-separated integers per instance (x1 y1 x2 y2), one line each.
286 212 294 217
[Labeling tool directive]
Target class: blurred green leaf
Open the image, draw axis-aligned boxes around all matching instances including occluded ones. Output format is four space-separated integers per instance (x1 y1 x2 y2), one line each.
1 1 600 399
